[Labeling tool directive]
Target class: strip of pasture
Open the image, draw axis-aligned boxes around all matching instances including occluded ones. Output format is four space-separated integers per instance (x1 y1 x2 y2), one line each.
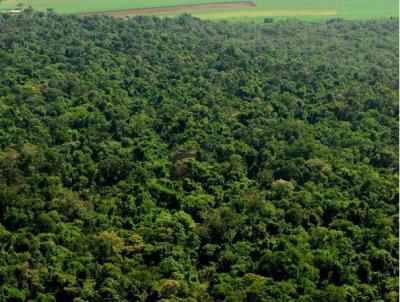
192 8 338 19
79 1 255 17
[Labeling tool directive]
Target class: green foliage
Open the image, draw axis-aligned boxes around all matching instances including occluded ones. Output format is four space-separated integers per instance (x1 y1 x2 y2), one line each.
0 11 398 301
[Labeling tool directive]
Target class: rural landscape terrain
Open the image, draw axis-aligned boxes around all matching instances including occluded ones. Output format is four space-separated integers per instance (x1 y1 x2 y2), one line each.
0 0 398 301
0 0 398 21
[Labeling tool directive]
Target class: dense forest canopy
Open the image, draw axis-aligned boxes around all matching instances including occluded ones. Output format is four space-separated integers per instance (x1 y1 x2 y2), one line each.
0 10 398 302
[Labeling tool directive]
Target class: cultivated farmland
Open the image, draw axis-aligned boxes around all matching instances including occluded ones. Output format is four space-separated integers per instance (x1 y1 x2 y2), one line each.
79 1 256 18
0 0 398 21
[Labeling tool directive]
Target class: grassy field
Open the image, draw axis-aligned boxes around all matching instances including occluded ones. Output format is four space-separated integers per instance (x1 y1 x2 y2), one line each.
0 0 398 21
166 0 398 21
1 0 231 13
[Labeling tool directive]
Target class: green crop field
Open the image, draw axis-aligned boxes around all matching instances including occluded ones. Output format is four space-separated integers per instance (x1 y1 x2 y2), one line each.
6 0 232 13
190 0 399 21
0 0 398 21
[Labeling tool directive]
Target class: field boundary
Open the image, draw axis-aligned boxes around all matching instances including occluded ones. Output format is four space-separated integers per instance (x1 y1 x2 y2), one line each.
198 8 338 19
78 1 256 17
